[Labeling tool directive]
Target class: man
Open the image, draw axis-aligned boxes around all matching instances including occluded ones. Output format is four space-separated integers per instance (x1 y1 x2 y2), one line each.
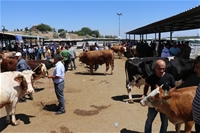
180 41 191 59
142 59 176 133
161 43 171 57
15 52 33 102
192 56 200 133
68 44 76 70
48 54 65 115
170 42 181 57
60 46 71 73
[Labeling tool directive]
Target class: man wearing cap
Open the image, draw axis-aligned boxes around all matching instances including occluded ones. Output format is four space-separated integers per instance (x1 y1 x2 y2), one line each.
48 54 66 115
15 52 32 102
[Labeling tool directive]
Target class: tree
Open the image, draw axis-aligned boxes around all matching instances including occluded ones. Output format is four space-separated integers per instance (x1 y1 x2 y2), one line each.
58 29 65 33
36 23 52 32
25 27 29 32
53 32 59 39
59 31 66 38
91 30 100 38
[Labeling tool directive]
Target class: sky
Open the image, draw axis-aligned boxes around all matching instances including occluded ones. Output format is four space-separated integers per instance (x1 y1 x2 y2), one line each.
0 0 200 39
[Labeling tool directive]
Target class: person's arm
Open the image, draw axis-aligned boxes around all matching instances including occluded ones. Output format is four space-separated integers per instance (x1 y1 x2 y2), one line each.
17 63 26 71
48 74 60 79
143 84 150 96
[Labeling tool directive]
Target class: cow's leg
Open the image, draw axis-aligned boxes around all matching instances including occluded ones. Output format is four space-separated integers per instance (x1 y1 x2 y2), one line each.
5 104 11 124
11 99 19 126
89 65 93 75
127 88 133 101
184 121 194 133
110 60 114 75
104 62 109 75
175 124 181 133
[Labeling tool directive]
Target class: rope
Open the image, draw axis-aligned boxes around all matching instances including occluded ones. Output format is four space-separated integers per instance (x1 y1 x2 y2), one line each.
32 63 42 72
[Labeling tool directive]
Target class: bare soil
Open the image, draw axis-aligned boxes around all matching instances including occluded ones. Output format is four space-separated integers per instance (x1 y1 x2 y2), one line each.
0 48 195 133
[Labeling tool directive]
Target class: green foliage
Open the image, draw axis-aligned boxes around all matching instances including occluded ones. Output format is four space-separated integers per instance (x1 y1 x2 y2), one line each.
58 29 65 33
59 31 66 38
53 32 59 38
36 23 52 32
73 27 101 37
24 27 29 32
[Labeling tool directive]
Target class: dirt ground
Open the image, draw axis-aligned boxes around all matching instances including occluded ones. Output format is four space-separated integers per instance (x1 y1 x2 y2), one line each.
0 48 195 133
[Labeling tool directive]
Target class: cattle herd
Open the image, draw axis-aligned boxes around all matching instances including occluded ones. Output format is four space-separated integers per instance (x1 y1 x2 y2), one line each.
0 42 199 133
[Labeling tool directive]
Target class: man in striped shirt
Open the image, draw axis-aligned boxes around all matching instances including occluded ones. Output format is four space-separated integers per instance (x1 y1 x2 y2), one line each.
192 56 200 133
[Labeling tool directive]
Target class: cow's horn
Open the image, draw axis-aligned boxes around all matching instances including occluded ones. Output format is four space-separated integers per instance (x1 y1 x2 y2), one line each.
160 84 164 88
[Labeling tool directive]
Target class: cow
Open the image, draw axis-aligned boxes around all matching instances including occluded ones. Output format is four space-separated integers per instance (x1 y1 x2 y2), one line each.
0 59 49 80
0 70 35 125
79 50 114 75
110 45 126 59
140 85 197 133
125 57 195 101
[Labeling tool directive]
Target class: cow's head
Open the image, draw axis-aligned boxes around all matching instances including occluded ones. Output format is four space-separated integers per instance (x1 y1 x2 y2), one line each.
79 52 86 63
140 84 171 108
14 74 28 90
19 70 35 94
127 74 145 89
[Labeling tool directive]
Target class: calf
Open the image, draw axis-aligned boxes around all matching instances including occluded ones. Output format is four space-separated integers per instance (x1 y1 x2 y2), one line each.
79 50 114 75
0 70 35 125
140 85 197 133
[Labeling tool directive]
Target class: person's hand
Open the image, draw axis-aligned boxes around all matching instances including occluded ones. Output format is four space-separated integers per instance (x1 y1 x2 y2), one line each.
48 75 52 79
141 95 146 99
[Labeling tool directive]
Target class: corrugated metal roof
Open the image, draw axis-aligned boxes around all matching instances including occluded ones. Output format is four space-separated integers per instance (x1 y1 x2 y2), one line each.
126 5 200 34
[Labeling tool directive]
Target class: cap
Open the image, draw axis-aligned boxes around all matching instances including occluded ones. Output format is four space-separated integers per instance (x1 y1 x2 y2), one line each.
15 52 22 56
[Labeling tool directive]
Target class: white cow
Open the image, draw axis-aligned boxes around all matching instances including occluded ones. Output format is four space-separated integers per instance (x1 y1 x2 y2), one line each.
0 70 35 125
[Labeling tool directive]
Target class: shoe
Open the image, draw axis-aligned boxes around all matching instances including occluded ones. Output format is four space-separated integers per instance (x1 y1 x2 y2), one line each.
19 98 26 102
55 110 65 115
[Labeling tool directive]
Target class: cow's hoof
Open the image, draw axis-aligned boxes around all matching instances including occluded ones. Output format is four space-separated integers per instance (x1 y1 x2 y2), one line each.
128 100 134 104
12 121 20 126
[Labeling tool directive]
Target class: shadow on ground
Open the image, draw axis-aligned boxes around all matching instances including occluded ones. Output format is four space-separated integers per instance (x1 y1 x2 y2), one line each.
34 87 45 93
120 128 141 133
0 113 35 132
42 104 58 112
111 94 142 103
74 71 108 76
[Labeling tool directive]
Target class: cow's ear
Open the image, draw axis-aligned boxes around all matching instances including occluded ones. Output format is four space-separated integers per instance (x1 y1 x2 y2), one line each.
162 95 172 101
14 74 23 83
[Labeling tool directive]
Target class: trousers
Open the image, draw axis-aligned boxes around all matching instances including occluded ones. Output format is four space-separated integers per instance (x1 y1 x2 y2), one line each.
54 81 65 112
144 107 168 133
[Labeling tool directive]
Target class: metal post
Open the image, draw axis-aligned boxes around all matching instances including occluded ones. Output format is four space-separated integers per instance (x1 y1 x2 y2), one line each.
117 13 122 43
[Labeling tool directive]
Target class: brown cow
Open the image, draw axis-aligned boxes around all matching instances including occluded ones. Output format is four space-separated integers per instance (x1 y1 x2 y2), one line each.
140 85 197 133
0 59 48 79
110 45 126 59
79 50 114 75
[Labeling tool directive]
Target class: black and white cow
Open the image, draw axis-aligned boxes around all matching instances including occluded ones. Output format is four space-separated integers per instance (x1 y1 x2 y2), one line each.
125 56 195 100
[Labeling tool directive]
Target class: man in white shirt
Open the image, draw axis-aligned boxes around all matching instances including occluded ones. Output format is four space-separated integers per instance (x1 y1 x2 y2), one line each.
48 54 65 115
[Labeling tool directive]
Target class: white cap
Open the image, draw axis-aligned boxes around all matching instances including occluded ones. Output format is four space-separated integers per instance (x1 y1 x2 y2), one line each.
15 52 22 56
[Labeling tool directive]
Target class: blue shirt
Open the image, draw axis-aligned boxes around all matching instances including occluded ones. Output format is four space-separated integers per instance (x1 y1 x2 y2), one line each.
16 58 32 72
170 47 180 56
161 47 171 57
53 61 65 84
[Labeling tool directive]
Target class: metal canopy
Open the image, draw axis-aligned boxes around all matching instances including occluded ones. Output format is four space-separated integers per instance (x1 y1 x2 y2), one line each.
126 5 200 35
